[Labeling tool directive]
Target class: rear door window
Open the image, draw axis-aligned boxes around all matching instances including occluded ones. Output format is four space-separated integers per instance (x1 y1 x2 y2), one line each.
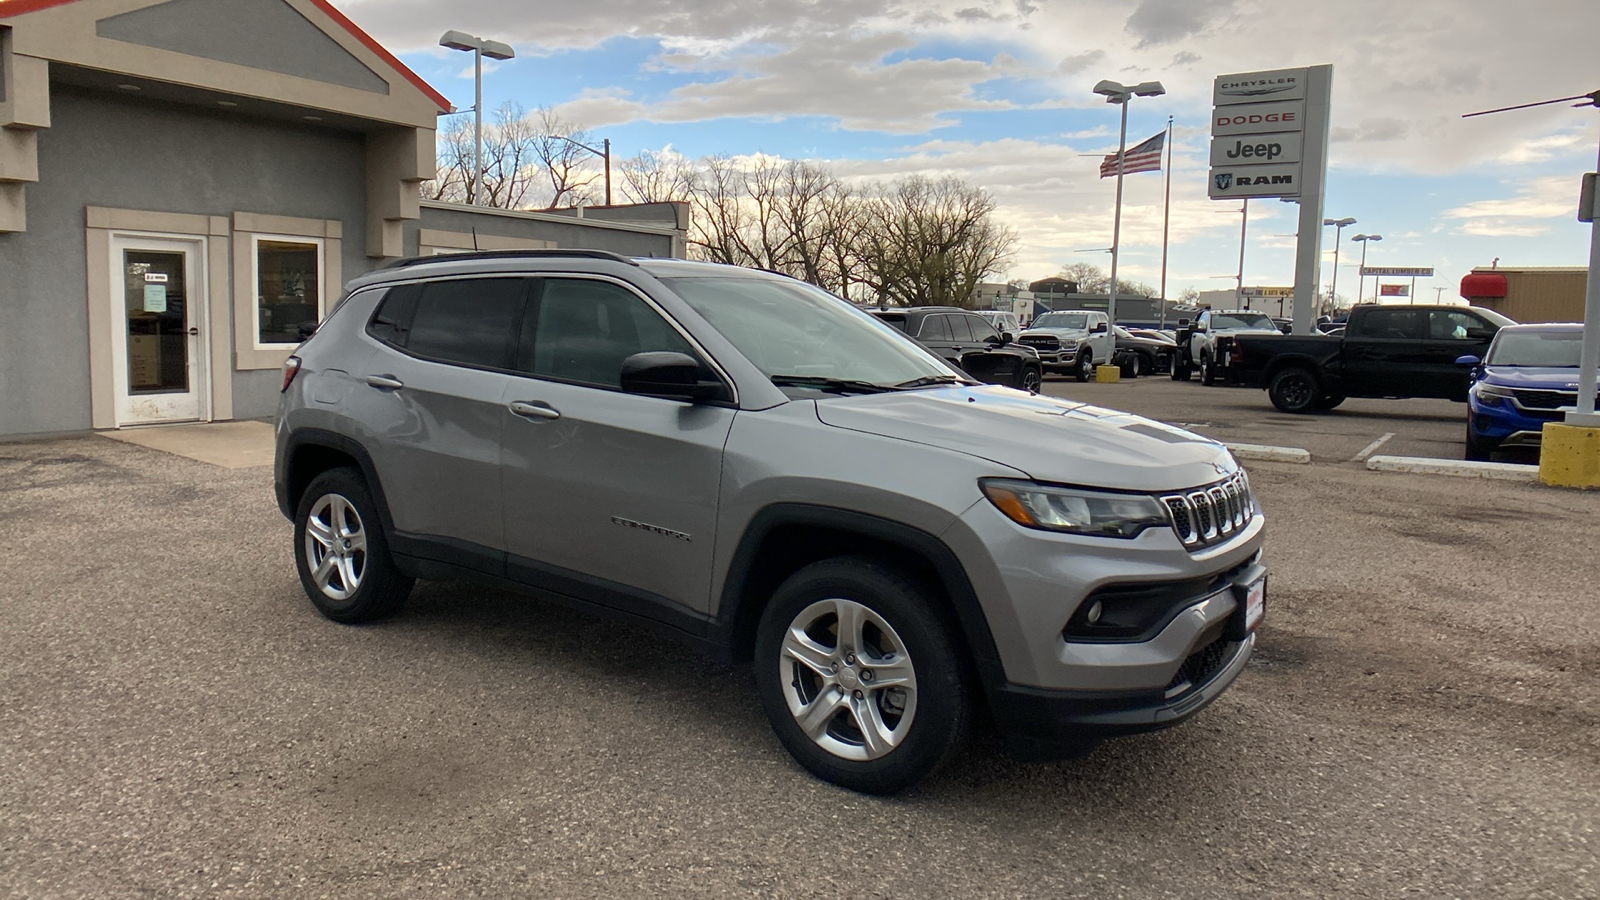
918 315 952 342
946 315 976 342
1352 308 1423 339
369 278 529 370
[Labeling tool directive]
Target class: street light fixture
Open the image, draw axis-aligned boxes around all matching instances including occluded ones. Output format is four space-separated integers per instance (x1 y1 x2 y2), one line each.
1091 78 1165 332
549 134 613 207
439 30 515 207
1356 232 1382 302
1322 217 1356 312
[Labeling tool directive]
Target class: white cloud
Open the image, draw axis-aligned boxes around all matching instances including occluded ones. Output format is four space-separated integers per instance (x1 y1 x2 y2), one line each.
1441 176 1576 238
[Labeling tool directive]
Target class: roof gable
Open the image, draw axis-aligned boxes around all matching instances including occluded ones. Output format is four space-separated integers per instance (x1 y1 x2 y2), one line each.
0 0 449 114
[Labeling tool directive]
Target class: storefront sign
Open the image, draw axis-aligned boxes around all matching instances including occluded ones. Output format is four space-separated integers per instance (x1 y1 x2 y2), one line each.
1209 132 1304 166
1362 266 1434 277
1209 164 1302 199
1214 68 1308 106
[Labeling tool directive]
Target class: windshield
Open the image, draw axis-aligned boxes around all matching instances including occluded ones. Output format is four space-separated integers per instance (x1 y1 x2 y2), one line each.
662 276 960 386
1486 329 1584 367
1211 313 1275 330
1032 313 1088 330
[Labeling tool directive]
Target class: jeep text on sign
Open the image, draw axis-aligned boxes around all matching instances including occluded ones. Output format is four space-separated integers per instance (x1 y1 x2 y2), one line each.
1212 67 1308 107
1209 163 1303 199
1209 131 1304 167
1212 101 1305 137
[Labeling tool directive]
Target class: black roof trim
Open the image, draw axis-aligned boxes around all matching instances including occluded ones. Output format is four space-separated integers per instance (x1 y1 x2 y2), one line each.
383 249 641 270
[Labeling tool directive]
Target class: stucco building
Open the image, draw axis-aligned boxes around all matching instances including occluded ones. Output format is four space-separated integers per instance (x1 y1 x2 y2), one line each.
0 0 684 438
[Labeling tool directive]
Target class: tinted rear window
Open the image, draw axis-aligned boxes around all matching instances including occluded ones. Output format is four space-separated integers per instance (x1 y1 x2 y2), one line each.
403 278 528 369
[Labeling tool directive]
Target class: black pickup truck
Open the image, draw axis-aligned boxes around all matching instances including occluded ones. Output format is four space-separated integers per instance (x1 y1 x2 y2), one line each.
1227 304 1516 412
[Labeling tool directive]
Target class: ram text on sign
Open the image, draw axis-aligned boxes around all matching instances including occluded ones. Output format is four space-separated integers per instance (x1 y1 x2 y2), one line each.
1361 266 1434 277
1213 68 1308 107
1209 163 1302 199
1209 131 1304 167
1212 101 1306 137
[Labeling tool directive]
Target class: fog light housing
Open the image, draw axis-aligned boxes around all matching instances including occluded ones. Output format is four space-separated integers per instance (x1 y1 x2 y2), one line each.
1086 600 1103 624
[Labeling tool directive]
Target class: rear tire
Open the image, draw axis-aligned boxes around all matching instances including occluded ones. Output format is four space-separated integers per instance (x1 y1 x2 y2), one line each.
754 557 970 795
1268 367 1321 414
1200 352 1216 386
1171 359 1192 381
293 468 413 623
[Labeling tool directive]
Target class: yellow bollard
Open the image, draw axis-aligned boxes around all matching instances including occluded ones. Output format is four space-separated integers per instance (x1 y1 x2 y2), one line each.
1094 365 1121 384
1538 422 1600 489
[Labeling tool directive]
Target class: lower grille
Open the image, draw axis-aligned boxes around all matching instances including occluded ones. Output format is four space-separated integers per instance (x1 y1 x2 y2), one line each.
1166 637 1237 692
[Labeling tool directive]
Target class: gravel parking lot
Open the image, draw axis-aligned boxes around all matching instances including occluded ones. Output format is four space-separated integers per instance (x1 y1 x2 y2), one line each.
1042 374 1493 464
2 433 1597 898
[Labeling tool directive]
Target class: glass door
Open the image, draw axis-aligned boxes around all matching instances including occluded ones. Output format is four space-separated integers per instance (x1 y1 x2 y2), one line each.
110 236 206 425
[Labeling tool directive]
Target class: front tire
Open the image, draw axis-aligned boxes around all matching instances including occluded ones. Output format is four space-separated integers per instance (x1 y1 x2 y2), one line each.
754 557 969 795
1268 367 1321 414
294 468 413 623
1465 424 1497 461
1073 351 1094 382
1020 365 1042 394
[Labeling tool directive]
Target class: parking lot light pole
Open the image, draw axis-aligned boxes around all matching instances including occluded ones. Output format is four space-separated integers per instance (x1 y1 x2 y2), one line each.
1322 217 1355 312
1351 234 1382 304
1092 78 1166 330
439 30 516 207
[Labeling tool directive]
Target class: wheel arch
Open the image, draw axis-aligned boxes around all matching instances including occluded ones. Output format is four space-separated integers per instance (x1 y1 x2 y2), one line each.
1262 353 1327 386
713 504 1004 689
280 429 397 539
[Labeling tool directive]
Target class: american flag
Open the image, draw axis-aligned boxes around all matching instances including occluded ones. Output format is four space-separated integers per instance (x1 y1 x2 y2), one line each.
1099 131 1165 178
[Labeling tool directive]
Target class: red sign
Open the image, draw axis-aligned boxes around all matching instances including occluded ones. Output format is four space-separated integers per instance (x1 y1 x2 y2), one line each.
1379 284 1410 297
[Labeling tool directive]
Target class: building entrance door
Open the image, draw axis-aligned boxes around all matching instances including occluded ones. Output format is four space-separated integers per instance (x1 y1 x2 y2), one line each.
109 235 208 425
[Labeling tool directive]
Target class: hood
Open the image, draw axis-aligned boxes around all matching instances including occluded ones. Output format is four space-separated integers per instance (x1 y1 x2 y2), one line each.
1021 327 1090 338
814 385 1235 492
1482 366 1585 389
1215 326 1283 336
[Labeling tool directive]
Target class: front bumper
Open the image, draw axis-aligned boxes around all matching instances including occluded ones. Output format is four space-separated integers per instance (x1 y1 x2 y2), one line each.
990 632 1254 760
1469 397 1554 449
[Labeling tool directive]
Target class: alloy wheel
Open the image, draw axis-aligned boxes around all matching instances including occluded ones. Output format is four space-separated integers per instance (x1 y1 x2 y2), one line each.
778 597 918 761
304 493 367 600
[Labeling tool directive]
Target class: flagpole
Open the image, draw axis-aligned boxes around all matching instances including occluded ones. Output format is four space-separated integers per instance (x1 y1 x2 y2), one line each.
1107 98 1129 334
1159 115 1173 329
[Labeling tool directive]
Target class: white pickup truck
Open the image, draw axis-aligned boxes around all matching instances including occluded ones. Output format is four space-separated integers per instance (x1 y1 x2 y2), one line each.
1015 310 1114 382
1173 309 1283 385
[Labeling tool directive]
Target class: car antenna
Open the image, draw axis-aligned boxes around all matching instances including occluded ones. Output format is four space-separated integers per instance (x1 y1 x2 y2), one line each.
472 227 480 251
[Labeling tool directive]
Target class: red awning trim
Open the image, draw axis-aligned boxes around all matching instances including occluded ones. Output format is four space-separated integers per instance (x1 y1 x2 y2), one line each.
1460 272 1508 300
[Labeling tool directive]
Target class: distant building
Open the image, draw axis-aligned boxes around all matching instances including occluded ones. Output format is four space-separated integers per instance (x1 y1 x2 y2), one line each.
1461 266 1587 323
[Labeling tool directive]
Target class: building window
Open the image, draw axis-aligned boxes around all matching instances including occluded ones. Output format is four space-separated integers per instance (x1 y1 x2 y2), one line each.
254 236 324 346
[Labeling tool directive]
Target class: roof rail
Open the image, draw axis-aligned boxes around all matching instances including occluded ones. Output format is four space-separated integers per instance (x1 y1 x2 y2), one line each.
383 249 641 270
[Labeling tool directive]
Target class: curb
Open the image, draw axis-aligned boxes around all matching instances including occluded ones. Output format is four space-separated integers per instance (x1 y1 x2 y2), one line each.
1365 455 1539 481
1225 442 1312 464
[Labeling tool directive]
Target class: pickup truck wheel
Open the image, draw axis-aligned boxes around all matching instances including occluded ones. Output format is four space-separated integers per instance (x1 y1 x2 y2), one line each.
1200 353 1216 386
755 557 969 795
294 468 414 623
1171 360 1192 381
1074 352 1094 382
1268 367 1321 414
1123 352 1144 378
1020 365 1042 393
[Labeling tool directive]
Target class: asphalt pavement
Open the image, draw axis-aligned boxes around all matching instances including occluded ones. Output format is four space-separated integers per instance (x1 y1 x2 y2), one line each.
1 433 1596 899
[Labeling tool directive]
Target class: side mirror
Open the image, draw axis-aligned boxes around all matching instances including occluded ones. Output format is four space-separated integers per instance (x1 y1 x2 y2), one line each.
620 351 728 402
1000 330 1014 343
1454 354 1481 367
1091 323 1108 334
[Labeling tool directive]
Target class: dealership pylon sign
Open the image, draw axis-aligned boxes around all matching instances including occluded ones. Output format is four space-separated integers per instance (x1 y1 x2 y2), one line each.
1210 65 1333 334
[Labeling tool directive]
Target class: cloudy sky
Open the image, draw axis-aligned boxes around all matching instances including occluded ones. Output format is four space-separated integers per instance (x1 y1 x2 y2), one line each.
348 0 1598 304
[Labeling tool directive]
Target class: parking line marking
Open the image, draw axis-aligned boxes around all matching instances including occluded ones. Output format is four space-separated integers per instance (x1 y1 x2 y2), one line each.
1366 455 1538 481
1351 432 1395 463
1224 442 1312 464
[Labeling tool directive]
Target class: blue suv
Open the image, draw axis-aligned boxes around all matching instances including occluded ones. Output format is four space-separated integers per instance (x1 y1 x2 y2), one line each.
1460 323 1590 460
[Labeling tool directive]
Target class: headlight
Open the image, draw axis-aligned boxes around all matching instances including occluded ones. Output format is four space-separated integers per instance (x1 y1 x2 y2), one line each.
1473 383 1515 404
980 479 1171 538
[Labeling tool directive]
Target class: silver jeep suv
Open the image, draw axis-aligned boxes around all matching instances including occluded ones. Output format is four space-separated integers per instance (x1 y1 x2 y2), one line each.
275 251 1267 794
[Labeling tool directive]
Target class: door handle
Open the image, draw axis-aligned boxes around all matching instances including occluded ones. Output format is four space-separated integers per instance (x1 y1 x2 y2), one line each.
363 374 404 390
187 327 199 336
509 400 561 421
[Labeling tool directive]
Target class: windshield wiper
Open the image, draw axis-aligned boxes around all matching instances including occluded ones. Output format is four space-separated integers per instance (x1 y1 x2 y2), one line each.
893 375 971 389
769 375 896 394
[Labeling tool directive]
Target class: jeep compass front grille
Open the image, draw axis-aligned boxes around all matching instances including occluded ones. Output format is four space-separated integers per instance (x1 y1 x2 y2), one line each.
1161 471 1254 550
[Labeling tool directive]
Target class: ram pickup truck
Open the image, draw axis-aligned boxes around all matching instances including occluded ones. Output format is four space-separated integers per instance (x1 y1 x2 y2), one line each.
1226 304 1515 412
1171 309 1283 385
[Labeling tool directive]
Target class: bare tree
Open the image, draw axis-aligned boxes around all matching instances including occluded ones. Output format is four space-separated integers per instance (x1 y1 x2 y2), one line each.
1055 262 1157 299
619 149 695 204
422 102 545 208
857 176 1017 308
530 106 601 208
